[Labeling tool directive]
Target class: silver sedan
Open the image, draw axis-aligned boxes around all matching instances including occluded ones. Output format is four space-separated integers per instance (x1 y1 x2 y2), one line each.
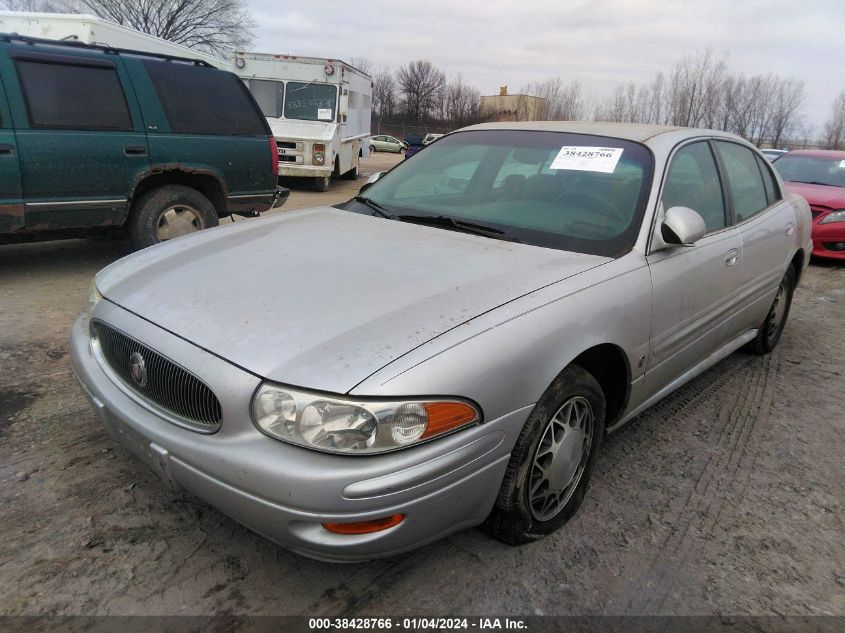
71 122 812 561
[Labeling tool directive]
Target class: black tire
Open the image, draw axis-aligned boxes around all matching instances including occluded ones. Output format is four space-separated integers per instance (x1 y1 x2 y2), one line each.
313 174 331 192
483 364 606 545
399 147 406 154
369 145 376 153
128 185 218 250
341 162 359 180
748 264 796 355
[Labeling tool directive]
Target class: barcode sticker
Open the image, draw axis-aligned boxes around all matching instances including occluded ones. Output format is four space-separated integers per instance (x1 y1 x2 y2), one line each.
551 146 624 173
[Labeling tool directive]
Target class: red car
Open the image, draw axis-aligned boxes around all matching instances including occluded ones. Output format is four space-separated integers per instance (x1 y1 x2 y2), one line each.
773 149 845 260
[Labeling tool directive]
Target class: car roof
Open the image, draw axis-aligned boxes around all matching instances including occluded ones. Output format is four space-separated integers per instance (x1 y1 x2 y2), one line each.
458 121 744 144
782 149 845 160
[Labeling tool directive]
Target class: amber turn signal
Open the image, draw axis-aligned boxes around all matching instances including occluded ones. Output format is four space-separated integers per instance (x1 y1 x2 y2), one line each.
420 402 478 439
322 513 405 535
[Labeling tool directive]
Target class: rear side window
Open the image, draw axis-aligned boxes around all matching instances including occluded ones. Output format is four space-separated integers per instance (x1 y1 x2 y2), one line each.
144 61 268 136
662 141 727 232
15 60 132 130
755 153 781 205
715 142 770 222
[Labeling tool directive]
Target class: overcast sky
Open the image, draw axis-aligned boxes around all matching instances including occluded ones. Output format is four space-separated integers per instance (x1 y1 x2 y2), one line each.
247 0 843 129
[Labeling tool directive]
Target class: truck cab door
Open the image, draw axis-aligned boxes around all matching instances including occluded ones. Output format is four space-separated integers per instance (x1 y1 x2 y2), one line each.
0 72 23 233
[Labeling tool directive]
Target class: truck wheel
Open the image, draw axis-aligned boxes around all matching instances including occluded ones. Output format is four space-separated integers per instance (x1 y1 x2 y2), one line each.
341 162 359 180
314 175 331 192
483 364 606 545
129 185 218 250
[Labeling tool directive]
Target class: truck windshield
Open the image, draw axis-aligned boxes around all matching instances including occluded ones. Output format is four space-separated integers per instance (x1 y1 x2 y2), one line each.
284 82 337 122
248 79 285 118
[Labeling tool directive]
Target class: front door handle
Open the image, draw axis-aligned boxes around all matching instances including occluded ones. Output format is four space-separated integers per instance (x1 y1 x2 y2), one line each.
725 248 739 267
124 145 148 156
0 144 14 155
784 222 795 236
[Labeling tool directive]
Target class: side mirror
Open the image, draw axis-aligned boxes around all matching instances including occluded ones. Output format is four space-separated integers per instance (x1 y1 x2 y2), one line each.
358 171 383 194
661 206 706 246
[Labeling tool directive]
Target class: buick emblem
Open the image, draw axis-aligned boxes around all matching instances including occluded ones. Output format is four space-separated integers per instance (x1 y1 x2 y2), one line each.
129 351 148 388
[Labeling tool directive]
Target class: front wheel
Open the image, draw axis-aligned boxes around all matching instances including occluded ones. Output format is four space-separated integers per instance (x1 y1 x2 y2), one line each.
128 185 218 250
748 264 796 354
313 174 331 192
483 364 606 545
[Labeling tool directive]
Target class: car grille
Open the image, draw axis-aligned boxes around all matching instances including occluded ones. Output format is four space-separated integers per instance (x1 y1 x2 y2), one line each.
810 206 827 219
279 155 297 162
276 140 296 149
91 321 222 428
822 242 845 252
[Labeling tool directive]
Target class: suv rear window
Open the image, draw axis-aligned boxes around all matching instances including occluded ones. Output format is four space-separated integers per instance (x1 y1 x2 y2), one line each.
144 61 269 136
15 59 132 130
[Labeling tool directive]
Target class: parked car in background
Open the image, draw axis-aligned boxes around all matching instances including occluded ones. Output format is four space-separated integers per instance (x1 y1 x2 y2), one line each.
403 133 426 159
423 133 444 145
72 122 810 562
0 33 282 249
369 135 408 154
761 149 788 161
772 149 845 259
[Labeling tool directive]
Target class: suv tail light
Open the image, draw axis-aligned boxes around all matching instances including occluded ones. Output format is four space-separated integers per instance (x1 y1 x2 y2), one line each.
269 137 279 177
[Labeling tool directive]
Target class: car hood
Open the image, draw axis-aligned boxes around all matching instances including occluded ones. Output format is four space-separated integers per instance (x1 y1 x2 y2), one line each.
784 181 845 209
268 118 336 142
96 208 608 393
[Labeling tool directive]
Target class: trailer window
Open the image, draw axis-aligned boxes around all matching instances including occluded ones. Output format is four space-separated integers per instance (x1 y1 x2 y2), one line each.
284 82 337 122
248 79 284 118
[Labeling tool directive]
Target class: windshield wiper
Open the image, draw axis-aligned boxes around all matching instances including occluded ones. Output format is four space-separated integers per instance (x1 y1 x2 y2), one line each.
354 196 395 219
397 214 520 242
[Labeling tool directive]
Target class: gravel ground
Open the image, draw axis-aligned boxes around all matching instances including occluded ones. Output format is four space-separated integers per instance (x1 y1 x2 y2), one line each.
1 152 843 617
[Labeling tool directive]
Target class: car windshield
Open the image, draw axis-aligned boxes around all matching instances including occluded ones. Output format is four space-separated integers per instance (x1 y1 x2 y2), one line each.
773 154 845 188
342 129 653 257
284 82 337 122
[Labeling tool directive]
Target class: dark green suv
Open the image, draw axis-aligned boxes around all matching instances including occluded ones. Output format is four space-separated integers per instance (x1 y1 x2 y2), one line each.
0 34 284 249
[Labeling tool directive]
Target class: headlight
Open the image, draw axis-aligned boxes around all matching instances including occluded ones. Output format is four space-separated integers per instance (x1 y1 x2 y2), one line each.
312 143 326 165
251 383 481 454
84 279 103 316
820 209 845 224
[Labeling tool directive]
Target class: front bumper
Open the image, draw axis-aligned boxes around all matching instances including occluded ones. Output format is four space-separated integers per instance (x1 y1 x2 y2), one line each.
69 304 528 561
812 220 845 260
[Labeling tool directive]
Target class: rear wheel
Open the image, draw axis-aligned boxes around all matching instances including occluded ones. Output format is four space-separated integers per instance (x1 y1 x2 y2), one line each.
484 364 606 545
128 185 218 250
749 264 796 354
369 145 376 153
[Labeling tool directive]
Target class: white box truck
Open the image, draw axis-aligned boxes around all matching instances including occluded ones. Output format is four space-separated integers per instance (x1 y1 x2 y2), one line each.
235 52 372 191
0 11 225 67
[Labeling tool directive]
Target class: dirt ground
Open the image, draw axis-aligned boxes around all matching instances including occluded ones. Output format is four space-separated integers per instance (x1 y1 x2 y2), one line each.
1 150 843 618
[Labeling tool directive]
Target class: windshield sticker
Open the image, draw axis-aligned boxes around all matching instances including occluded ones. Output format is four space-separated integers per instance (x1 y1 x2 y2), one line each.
317 108 333 121
550 146 624 173
839 160 845 169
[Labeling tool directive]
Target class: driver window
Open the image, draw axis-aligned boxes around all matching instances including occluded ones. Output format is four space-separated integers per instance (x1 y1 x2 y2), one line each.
662 142 727 232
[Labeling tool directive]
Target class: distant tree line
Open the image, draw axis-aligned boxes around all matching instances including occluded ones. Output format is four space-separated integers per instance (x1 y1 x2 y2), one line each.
3 2 843 148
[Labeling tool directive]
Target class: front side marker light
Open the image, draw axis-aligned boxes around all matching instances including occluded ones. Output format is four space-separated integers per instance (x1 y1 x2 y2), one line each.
421 402 478 439
322 513 405 534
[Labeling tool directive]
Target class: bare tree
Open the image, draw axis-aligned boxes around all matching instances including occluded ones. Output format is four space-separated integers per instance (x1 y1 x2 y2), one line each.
444 74 481 128
396 59 446 122
521 78 586 121
75 0 254 56
795 120 817 149
823 91 845 150
371 66 397 126
349 57 372 76
768 77 805 148
666 49 727 127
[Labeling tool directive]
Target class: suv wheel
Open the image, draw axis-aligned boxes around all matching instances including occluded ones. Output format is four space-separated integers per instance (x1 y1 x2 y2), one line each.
483 364 606 545
129 185 218 250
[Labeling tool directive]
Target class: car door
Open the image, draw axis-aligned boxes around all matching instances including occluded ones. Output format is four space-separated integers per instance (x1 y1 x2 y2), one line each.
713 140 792 335
5 48 149 230
0 68 23 233
644 139 744 395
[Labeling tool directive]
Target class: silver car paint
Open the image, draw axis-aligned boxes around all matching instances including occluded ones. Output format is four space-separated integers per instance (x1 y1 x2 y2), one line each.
71 122 813 561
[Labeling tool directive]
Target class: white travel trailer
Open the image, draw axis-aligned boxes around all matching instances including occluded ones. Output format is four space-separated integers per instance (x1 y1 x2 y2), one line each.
235 52 372 191
0 11 225 67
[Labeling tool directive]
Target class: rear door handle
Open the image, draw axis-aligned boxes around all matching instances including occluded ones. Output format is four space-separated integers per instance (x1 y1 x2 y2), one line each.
0 144 14 155
124 145 148 156
725 248 739 267
784 222 795 236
